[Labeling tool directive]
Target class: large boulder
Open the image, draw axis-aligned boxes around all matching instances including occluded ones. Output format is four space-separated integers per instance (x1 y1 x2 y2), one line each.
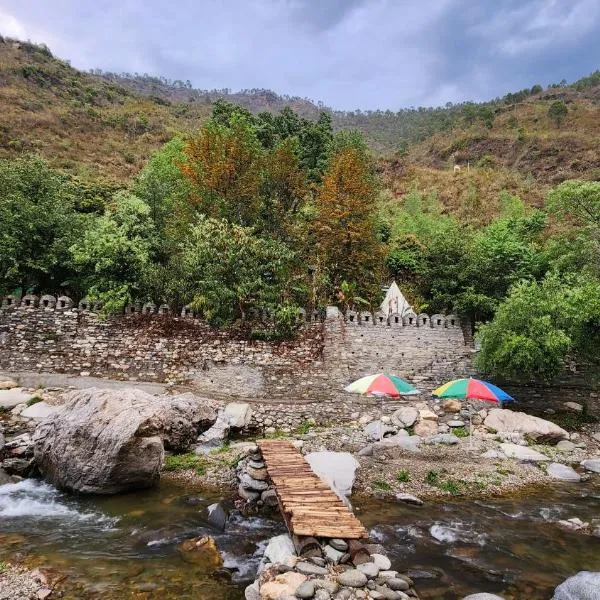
33 388 216 494
499 443 549 462
484 409 568 443
222 402 252 428
552 571 600 599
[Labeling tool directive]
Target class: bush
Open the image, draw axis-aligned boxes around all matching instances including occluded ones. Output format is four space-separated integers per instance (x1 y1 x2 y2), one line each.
396 469 410 483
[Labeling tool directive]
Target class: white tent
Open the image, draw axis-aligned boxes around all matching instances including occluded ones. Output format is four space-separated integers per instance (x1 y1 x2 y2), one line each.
380 281 413 316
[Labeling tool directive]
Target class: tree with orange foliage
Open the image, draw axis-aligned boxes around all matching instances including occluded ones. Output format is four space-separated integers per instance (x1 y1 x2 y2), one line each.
180 114 263 227
313 132 383 304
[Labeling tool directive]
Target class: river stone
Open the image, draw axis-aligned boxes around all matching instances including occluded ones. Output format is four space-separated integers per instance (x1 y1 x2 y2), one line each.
296 562 328 576
462 595 505 600
0 388 35 408
314 589 331 600
305 452 359 497
324 545 345 564
329 539 348 552
247 466 269 481
32 389 212 494
264 534 296 565
547 463 581 482
414 420 438 438
552 571 600 600
296 580 316 599
204 502 228 531
196 418 230 452
337 570 368 588
261 488 279 507
484 409 568 443
239 473 269 491
357 562 380 578
261 572 307 600
425 433 459 445
391 408 418 428
238 484 260 502
372 554 391 571
557 440 577 452
386 578 409 591
581 459 600 474
358 445 374 457
364 421 396 441
395 493 423 506
499 443 549 462
20 401 60 421
248 459 265 469
447 420 465 428
244 581 259 600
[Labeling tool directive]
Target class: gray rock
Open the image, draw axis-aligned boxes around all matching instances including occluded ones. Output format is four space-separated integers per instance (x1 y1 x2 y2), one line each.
334 590 352 600
552 571 600 600
557 440 577 452
261 488 279 507
371 554 391 571
329 539 348 552
581 459 600 474
373 585 404 600
238 484 260 502
296 562 328 576
357 562 380 578
425 433 459 445
499 443 549 462
314 579 338 595
592 432 600 444
391 407 418 428
0 430 4 454
395 493 423 506
314 590 331 600
20 401 60 421
547 463 581 482
337 570 368 588
2 457 35 476
248 459 265 469
374 435 421 452
364 421 396 441
462 595 505 600
247 466 269 481
204 502 228 531
196 418 230 451
264 534 296 565
480 449 505 459
386 578 409 592
447 420 465 427
0 388 35 408
0 468 17 485
563 402 584 413
484 409 568 443
305 451 359 497
357 445 374 457
32 388 217 494
296 581 316 599
244 581 260 600
222 402 252 428
324 545 345 564
239 473 269 491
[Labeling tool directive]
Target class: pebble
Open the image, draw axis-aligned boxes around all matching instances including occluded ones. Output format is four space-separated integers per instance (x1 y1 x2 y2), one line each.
314 590 330 600
371 554 391 571
296 562 328 576
295 581 316 599
323 545 345 564
447 420 465 427
386 578 410 591
337 569 368 588
357 562 379 578
377 571 398 581
329 539 348 552
556 440 576 452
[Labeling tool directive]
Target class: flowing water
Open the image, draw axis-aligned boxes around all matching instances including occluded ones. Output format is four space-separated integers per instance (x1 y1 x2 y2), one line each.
1 477 600 599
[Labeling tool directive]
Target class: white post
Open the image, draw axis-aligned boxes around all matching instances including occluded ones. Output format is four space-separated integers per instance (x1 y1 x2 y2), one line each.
469 411 473 449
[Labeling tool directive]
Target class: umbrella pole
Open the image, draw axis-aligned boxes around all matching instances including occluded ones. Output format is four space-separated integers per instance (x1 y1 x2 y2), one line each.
380 396 384 442
469 410 473 449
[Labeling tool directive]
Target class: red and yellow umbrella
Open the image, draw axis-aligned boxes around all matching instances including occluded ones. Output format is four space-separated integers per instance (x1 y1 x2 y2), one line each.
345 373 421 398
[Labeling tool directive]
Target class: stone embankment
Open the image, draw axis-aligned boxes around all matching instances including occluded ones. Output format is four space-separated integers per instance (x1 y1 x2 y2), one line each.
237 445 421 600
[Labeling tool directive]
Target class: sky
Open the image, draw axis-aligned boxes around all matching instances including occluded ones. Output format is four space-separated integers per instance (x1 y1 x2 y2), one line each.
2 0 600 110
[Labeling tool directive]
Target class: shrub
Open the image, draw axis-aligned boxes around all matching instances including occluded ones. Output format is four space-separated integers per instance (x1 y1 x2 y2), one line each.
371 480 392 491
396 469 410 483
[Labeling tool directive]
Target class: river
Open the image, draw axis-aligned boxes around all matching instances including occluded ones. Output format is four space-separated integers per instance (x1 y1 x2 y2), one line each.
1 477 599 599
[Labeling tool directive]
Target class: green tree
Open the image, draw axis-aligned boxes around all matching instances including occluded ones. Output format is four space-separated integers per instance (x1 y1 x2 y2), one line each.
70 192 156 313
477 275 600 380
548 101 568 127
0 156 83 296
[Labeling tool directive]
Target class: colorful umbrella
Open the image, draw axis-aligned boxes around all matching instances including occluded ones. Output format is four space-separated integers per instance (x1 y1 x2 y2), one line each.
345 373 421 398
432 378 514 403
432 378 514 448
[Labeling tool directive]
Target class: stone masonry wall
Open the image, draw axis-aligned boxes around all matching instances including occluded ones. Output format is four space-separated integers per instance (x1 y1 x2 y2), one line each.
1 297 597 425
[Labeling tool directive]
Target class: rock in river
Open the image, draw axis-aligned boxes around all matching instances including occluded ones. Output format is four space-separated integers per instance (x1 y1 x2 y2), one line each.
33 388 216 494
581 458 600 474
337 569 368 588
546 463 581 482
552 571 600 600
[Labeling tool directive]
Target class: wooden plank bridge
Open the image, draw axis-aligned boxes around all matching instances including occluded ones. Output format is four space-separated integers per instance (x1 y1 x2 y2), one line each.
258 439 368 540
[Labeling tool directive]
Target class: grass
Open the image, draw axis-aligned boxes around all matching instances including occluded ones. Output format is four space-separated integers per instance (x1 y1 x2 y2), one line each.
425 470 440 486
371 480 392 491
294 421 314 435
265 429 288 439
0 562 7 574
546 411 599 431
163 453 207 475
425 469 464 495
209 440 231 454
25 396 43 407
396 469 410 483
452 426 469 438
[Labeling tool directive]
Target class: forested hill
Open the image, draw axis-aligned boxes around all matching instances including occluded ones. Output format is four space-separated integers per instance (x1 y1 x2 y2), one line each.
1 35 600 192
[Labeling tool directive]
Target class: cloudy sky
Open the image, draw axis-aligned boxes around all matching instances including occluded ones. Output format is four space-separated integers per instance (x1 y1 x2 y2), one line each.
2 0 600 110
